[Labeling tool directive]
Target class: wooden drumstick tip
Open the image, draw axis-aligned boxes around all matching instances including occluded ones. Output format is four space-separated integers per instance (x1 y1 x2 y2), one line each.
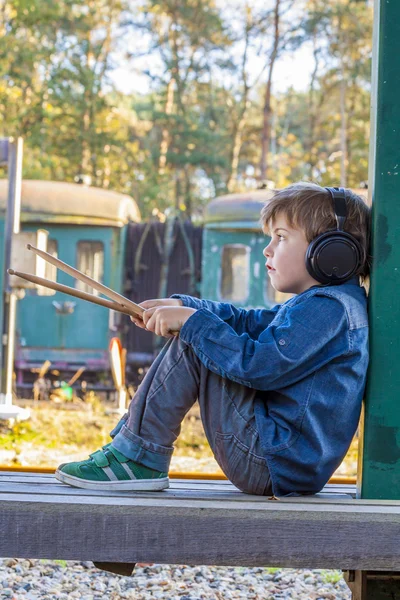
8 269 15 275
26 244 32 250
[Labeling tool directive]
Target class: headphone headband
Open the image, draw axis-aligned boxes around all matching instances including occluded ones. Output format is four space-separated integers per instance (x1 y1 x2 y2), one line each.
325 187 346 231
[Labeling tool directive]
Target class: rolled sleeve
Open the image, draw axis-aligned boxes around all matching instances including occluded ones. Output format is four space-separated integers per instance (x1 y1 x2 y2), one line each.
179 295 349 390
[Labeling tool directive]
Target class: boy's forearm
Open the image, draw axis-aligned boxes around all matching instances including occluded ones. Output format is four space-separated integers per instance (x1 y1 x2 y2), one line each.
170 294 237 319
170 294 280 337
170 294 254 333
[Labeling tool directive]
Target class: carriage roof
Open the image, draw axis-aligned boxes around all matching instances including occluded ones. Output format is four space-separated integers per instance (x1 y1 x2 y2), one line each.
204 188 369 228
204 190 275 226
0 180 141 226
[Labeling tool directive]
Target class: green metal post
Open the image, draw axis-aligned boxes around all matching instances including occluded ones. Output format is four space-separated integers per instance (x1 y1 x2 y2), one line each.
358 0 400 500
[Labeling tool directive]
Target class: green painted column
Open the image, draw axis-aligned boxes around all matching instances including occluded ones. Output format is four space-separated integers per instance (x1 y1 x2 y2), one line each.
358 0 400 500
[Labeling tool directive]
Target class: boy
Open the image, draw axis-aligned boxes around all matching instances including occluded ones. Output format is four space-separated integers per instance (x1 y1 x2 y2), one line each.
56 182 371 497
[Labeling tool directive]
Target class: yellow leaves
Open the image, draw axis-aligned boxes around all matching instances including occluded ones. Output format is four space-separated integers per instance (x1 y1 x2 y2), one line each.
4 86 23 102
285 132 297 145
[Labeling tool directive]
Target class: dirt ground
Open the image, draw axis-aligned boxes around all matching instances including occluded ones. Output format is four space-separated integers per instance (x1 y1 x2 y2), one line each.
0 398 358 476
0 400 222 472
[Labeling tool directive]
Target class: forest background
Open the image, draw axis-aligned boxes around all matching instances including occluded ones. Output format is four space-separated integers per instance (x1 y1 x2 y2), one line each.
1 0 372 220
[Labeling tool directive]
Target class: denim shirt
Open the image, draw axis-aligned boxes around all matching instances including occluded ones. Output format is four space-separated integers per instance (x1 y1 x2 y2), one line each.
171 275 369 497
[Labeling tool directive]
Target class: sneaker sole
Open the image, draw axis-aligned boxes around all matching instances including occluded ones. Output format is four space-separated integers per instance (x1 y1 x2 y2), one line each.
55 469 169 491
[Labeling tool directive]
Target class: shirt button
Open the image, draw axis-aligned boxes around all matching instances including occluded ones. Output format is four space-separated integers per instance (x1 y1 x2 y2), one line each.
278 339 286 346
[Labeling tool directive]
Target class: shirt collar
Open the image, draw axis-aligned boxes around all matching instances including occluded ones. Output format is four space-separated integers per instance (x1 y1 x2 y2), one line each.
343 275 361 286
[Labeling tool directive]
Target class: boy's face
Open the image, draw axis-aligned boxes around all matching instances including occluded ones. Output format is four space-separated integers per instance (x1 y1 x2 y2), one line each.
263 214 321 295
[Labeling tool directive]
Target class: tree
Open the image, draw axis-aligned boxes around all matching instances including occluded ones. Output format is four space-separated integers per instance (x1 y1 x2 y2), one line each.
303 0 372 185
124 0 229 216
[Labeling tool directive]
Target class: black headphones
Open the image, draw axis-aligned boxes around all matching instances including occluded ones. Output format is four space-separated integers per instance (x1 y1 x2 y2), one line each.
305 187 363 285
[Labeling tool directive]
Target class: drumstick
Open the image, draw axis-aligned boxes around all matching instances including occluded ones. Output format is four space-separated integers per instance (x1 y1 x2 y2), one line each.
26 244 144 317
9 269 179 335
8 269 136 317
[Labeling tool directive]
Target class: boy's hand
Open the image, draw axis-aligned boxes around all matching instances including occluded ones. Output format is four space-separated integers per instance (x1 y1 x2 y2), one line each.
142 306 197 337
130 298 183 329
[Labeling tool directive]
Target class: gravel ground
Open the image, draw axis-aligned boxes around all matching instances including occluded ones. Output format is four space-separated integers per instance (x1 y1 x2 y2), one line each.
0 559 352 599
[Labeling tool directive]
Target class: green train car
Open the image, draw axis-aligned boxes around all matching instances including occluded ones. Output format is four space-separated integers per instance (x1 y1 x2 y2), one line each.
0 180 141 393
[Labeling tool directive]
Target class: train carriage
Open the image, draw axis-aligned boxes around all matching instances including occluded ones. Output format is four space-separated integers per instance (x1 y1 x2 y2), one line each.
0 180 140 394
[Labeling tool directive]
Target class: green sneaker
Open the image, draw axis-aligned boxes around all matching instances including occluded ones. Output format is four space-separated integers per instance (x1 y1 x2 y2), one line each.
55 444 169 491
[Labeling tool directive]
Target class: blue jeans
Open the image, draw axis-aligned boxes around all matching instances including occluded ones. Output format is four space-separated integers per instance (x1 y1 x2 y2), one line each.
111 336 272 495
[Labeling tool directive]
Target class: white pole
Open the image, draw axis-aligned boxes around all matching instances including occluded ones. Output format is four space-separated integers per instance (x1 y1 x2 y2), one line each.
118 387 127 415
0 137 29 420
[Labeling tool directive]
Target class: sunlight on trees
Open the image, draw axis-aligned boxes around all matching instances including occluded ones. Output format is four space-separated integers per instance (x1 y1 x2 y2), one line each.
0 0 372 219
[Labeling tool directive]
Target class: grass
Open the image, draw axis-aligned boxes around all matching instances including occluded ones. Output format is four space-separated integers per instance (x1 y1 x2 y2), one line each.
319 570 343 585
0 407 113 461
0 398 214 467
0 395 358 474
265 567 281 574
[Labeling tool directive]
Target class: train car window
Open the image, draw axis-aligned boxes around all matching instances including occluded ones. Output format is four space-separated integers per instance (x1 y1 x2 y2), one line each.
220 244 250 303
37 239 58 296
76 241 104 296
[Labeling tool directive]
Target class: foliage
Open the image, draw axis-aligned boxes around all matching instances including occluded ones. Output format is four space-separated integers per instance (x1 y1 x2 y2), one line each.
0 0 373 218
319 569 344 585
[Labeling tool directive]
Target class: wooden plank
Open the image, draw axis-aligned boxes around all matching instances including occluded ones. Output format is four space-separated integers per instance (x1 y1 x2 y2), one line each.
0 482 353 503
0 471 357 496
2 490 400 512
1 474 400 569
0 474 236 491
0 471 357 489
0 474 357 501
1 490 400 569
0 472 356 498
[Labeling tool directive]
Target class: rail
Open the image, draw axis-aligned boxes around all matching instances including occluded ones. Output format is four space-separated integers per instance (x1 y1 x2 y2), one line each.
0 464 356 484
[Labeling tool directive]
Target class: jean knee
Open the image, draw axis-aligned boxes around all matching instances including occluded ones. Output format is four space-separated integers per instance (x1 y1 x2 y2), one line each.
213 431 271 496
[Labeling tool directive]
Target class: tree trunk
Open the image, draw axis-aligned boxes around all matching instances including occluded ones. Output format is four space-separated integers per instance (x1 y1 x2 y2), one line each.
339 58 347 187
226 4 252 191
259 0 281 182
159 77 175 174
307 33 320 178
226 108 248 192
184 163 192 218
81 107 92 177
81 26 94 179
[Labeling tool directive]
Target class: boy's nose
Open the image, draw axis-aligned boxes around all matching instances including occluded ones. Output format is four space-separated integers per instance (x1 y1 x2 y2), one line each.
263 245 272 258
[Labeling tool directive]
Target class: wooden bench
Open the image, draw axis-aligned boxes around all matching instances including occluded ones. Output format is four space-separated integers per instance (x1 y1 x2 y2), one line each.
1 470 400 574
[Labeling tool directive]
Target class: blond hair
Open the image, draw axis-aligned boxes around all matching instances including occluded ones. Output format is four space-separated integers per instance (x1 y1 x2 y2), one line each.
260 182 372 282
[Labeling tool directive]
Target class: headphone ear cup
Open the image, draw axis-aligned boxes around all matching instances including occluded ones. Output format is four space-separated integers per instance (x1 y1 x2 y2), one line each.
306 231 362 284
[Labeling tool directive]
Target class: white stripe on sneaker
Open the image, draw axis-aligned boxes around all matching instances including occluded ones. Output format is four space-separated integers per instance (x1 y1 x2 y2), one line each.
119 461 137 479
102 465 118 481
